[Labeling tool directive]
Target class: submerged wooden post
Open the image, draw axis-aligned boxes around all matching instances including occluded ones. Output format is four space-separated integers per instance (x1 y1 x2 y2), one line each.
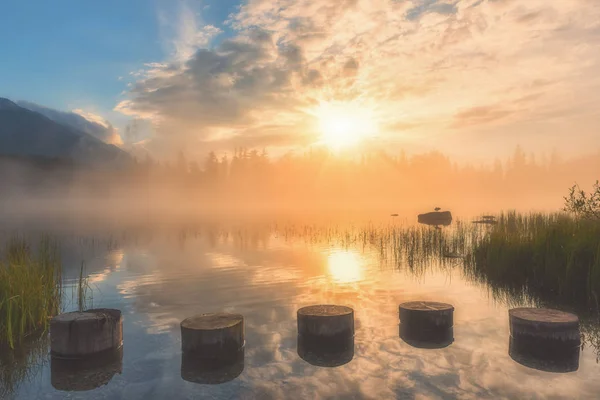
399 301 454 348
181 313 244 361
50 309 123 358
508 308 581 372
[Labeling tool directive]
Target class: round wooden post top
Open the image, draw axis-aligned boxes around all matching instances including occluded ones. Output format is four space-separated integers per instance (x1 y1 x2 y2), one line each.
51 308 122 324
509 308 578 328
50 308 123 358
181 313 244 331
298 305 353 318
399 301 454 313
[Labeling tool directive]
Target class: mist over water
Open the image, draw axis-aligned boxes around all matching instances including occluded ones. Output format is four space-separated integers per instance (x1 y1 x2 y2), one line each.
1 147 599 226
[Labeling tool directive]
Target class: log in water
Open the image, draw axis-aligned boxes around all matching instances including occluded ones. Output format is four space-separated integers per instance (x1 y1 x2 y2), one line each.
50 308 123 358
181 313 245 361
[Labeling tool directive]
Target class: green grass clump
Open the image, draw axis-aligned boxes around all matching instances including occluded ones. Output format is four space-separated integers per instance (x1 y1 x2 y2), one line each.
0 236 62 348
466 212 600 310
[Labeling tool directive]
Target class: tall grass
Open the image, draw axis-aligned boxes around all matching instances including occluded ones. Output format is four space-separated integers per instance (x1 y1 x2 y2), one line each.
0 236 62 348
465 212 600 310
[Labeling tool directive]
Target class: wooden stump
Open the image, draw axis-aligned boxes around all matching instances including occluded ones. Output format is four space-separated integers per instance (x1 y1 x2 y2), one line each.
509 308 580 344
50 309 123 358
399 302 454 331
51 347 123 391
508 308 580 372
297 334 354 367
399 302 454 348
181 347 244 385
181 313 244 361
297 305 354 340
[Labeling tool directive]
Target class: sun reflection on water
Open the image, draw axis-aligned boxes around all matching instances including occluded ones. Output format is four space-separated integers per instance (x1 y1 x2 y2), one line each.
327 250 363 283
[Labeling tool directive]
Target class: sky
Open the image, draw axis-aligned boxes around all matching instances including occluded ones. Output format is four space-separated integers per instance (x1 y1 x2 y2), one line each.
1 0 599 161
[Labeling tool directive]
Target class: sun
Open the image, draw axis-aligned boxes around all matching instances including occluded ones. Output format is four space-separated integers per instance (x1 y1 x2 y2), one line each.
315 101 378 150
327 250 363 284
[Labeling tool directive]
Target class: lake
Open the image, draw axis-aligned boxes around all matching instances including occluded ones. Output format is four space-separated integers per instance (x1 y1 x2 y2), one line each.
2 219 600 399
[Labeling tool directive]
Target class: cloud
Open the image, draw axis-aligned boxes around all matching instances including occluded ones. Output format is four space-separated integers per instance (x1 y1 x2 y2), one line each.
18 101 124 146
117 0 600 158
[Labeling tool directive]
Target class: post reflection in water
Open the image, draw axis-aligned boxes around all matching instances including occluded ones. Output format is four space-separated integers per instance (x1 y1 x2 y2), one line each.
327 250 363 284
297 334 354 367
181 348 245 385
509 336 580 373
50 347 123 392
399 324 454 349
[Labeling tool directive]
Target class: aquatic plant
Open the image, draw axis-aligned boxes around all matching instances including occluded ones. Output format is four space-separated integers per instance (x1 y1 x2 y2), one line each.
0 236 62 348
465 212 600 310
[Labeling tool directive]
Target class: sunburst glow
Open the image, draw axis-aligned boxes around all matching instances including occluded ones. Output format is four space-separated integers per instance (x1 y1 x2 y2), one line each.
327 250 363 283
316 102 378 150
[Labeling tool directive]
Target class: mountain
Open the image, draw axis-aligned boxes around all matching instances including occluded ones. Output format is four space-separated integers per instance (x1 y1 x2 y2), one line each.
17 100 122 145
0 98 130 166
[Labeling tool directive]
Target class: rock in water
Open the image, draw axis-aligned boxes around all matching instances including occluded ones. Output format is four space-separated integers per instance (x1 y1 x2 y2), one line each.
418 211 453 226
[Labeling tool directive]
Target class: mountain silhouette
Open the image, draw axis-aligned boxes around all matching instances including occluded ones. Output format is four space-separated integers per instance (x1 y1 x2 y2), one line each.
0 97 129 166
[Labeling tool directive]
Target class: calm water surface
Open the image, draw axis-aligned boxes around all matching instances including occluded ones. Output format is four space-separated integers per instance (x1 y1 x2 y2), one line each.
5 222 600 400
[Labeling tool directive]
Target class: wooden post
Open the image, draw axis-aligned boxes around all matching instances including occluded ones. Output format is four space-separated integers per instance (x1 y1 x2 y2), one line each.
181 313 244 361
508 308 580 372
50 309 123 358
297 305 354 339
399 301 454 348
509 308 580 343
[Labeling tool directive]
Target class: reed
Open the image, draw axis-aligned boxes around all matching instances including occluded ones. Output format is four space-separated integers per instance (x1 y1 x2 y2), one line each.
0 236 62 348
465 212 600 310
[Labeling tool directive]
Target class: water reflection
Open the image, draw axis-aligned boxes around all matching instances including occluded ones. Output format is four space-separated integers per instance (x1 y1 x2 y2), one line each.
4 223 600 399
399 324 454 349
509 337 580 373
327 250 363 283
51 347 123 391
181 348 245 385
297 335 354 367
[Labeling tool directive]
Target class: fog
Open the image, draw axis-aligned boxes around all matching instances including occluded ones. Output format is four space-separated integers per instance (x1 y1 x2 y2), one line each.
1 146 599 227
